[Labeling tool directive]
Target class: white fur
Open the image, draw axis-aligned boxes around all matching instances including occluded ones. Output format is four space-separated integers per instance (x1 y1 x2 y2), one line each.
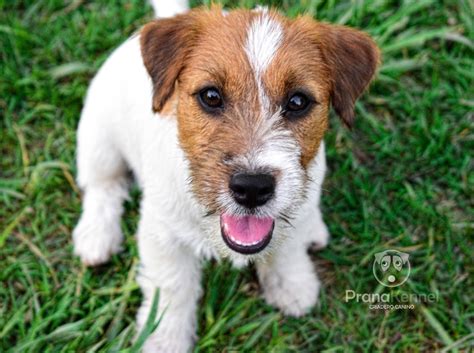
150 0 189 18
73 13 329 353
245 13 283 115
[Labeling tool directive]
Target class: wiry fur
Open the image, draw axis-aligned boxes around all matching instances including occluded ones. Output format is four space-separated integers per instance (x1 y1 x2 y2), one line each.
73 2 378 352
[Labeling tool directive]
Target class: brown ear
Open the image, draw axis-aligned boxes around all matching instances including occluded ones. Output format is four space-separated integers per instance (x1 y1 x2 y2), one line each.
318 24 380 127
140 13 199 112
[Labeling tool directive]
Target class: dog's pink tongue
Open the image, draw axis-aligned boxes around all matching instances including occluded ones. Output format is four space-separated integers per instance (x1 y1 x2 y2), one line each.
221 214 273 244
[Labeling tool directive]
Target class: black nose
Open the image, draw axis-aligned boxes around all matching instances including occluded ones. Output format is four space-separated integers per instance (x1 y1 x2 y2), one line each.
229 173 275 209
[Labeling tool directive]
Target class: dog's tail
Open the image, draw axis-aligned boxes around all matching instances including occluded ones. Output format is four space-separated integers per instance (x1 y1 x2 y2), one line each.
149 0 189 18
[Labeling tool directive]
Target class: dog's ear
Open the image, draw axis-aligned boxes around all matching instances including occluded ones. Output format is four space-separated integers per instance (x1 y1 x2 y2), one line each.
140 13 200 112
399 252 409 264
317 23 380 127
374 251 385 264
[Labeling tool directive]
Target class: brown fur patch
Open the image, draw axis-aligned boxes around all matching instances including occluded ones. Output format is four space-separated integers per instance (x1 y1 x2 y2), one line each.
265 15 379 166
310 19 380 127
140 8 379 210
264 16 332 168
175 10 263 210
141 10 203 112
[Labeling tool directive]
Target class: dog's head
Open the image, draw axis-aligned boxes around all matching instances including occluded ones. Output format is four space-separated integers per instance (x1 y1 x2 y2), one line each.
140 7 379 259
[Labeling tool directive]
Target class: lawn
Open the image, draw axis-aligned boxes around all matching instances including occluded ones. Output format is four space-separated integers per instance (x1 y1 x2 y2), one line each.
1 0 473 352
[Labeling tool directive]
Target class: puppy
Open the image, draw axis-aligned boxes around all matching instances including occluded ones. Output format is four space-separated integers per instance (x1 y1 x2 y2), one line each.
73 1 379 351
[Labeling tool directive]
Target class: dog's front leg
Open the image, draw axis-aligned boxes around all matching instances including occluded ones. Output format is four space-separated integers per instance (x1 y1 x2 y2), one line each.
136 213 202 353
256 232 320 317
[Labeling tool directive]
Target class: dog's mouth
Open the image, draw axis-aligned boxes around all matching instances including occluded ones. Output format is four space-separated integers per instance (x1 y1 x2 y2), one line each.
220 213 274 254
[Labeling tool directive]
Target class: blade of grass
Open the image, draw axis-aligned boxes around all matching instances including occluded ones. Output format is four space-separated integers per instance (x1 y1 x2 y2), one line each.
420 306 455 348
128 289 163 353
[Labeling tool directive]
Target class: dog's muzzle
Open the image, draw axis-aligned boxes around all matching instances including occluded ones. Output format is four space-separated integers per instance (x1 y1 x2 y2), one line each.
220 172 276 254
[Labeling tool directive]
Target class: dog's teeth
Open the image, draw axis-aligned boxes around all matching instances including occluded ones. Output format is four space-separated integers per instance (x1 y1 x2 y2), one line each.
228 235 262 247
230 235 243 246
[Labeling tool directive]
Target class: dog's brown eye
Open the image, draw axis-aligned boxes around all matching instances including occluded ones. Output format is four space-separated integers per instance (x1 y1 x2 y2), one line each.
198 87 223 112
284 92 314 119
288 94 308 111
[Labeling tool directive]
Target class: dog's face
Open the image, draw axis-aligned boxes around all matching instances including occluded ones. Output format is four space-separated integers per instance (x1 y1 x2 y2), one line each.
141 8 379 258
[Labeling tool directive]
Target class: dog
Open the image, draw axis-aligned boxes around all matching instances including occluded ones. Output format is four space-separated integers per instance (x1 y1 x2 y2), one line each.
72 0 379 351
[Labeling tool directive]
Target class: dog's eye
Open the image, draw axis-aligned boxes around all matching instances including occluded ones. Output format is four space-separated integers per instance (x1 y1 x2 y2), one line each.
198 87 223 112
283 92 316 119
288 93 308 110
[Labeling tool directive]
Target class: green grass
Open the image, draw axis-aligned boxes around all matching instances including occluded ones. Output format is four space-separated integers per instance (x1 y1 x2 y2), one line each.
1 0 473 351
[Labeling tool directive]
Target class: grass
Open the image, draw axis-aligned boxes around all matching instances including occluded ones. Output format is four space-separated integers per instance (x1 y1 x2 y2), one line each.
1 0 473 351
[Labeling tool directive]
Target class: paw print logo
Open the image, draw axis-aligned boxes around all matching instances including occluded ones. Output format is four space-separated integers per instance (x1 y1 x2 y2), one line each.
373 250 410 287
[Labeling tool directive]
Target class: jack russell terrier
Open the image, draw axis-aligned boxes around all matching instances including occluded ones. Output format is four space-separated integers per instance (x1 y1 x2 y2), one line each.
73 0 379 351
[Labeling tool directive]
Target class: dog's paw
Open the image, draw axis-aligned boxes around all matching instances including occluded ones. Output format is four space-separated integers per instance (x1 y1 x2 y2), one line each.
136 300 196 353
260 267 320 317
137 320 195 353
141 336 193 353
72 214 123 266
